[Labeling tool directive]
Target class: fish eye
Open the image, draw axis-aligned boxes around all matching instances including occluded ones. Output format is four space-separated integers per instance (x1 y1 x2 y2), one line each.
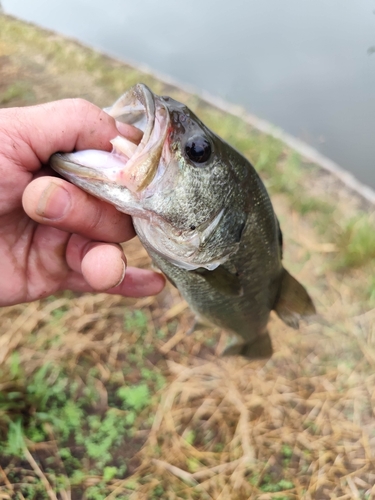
185 135 212 164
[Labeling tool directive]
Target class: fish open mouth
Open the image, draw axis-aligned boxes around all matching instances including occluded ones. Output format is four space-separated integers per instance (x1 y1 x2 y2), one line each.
50 84 170 195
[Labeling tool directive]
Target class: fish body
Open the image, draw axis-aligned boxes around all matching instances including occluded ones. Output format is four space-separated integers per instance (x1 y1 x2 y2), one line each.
51 84 315 358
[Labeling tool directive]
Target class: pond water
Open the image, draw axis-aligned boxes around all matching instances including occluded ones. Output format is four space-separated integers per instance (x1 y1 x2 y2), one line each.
3 0 375 188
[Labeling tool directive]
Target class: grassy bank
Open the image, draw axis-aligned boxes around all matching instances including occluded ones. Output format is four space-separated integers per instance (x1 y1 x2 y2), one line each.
1 15 374 500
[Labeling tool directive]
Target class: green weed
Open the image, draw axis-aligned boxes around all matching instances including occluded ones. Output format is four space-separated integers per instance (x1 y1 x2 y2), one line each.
9 352 22 378
334 214 375 269
124 310 148 333
3 420 24 456
0 82 33 104
85 484 111 500
152 484 165 498
117 383 150 412
103 466 118 481
184 430 196 446
0 324 163 493
186 457 201 474
260 474 294 492
281 444 293 458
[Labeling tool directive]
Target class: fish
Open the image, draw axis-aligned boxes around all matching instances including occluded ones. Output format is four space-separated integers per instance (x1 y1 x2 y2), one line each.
50 83 316 359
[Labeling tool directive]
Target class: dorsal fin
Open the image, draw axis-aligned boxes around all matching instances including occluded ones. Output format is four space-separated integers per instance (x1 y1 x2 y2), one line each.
274 269 316 329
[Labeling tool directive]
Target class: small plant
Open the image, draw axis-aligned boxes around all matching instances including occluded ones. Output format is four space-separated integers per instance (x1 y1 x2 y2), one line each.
103 466 118 481
184 430 196 446
3 420 24 456
124 310 148 334
335 214 375 269
281 444 293 458
186 457 201 473
152 484 165 498
117 383 150 412
260 474 294 492
79 410 129 466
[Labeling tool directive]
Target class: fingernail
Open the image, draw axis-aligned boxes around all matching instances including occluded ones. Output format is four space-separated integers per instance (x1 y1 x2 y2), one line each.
114 258 127 287
36 183 71 220
115 120 129 136
115 120 142 143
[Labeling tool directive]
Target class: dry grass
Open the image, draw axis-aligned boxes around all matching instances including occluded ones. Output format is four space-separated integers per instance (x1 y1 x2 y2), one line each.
1 15 375 500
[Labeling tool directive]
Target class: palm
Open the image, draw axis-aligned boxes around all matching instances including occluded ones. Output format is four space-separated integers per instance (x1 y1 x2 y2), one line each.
0 167 70 305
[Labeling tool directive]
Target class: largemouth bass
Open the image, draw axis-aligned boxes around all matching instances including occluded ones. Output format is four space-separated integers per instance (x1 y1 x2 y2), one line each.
51 84 315 359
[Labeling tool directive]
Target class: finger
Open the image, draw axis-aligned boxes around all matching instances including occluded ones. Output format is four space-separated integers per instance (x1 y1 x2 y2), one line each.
81 243 126 291
64 234 165 296
3 99 142 171
115 121 143 144
22 176 135 243
63 266 166 297
106 266 166 297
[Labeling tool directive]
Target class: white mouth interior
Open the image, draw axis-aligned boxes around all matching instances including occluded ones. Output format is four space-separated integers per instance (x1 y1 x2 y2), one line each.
62 149 130 177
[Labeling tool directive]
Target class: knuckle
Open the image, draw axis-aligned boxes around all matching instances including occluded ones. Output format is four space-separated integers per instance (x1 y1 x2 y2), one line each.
68 98 92 125
68 97 90 112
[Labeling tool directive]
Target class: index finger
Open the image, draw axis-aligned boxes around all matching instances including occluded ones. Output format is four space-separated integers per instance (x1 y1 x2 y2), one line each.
0 98 142 172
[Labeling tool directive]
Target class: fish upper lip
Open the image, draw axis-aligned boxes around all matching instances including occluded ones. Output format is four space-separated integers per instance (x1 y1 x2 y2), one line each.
50 84 170 194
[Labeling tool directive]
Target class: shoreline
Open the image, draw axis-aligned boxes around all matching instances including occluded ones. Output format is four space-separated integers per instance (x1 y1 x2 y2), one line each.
3 12 374 208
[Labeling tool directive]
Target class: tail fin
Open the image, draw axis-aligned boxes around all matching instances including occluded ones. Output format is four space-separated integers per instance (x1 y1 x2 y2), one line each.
274 269 316 329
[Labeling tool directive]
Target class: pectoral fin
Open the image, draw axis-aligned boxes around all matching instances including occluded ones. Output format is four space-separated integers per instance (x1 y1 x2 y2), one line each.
192 266 243 297
274 269 316 329
223 331 273 359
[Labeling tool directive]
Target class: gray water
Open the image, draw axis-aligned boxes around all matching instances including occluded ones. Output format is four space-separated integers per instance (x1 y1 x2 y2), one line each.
3 0 375 188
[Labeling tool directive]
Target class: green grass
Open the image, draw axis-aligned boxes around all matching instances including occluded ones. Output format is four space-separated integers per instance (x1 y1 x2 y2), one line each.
0 307 166 498
0 82 34 104
259 476 294 493
334 214 375 269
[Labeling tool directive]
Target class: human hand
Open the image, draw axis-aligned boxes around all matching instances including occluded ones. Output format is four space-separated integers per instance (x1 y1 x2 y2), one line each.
0 99 165 307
